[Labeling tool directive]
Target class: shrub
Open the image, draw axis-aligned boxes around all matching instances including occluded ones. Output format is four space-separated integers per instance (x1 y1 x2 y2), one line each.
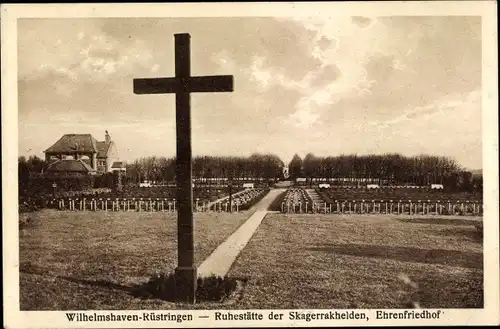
18 193 52 213
131 272 241 302
29 174 94 192
19 174 97 213
93 173 115 189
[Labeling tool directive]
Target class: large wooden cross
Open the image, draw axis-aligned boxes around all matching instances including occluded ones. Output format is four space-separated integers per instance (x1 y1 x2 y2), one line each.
133 33 234 303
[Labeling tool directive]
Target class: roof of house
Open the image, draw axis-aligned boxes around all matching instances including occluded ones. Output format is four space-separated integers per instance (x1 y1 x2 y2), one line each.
45 134 112 157
111 161 125 169
46 159 96 173
45 134 98 154
96 141 112 158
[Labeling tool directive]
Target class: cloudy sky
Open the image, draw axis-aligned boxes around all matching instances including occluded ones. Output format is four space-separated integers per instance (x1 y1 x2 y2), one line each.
18 16 482 169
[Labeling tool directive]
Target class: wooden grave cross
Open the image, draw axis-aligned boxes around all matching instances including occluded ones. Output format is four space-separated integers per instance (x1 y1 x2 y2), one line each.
133 33 234 303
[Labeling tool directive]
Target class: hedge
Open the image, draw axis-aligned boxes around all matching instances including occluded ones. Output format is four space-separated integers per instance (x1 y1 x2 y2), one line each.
239 189 270 211
29 174 94 192
19 173 114 213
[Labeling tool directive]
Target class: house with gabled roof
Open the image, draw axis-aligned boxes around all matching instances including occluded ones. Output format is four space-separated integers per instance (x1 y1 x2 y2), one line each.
44 131 119 175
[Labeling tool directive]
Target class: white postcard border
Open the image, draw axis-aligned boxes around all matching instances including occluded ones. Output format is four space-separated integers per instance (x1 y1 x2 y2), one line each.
2 2 499 328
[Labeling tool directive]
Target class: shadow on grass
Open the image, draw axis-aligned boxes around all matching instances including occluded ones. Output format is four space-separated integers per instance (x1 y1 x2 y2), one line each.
20 262 245 303
416 273 484 308
308 244 482 269
432 227 483 243
395 217 480 226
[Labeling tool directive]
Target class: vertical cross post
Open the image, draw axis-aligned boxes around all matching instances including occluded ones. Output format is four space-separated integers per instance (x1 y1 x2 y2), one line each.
172 34 196 303
133 33 233 303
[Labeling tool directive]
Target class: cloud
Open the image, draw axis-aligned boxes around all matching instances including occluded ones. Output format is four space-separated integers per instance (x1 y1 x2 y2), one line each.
248 56 273 89
78 34 154 80
211 50 235 70
285 108 320 129
245 55 311 92
150 64 160 72
287 16 386 115
368 90 481 152
351 16 373 28
20 22 157 88
17 17 483 169
37 64 78 82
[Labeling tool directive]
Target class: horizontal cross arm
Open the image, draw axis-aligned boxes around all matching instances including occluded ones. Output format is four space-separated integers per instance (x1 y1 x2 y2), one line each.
188 75 234 93
133 75 234 95
134 77 178 94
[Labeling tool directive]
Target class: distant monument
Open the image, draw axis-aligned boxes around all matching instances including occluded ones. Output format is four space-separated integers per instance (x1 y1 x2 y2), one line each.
283 165 290 179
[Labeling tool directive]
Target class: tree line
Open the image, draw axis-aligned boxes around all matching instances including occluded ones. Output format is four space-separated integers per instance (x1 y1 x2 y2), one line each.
288 153 482 191
18 154 285 183
125 154 285 183
18 155 49 190
18 152 482 192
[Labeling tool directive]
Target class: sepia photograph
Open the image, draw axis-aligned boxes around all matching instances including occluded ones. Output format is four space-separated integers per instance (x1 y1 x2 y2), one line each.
2 2 499 328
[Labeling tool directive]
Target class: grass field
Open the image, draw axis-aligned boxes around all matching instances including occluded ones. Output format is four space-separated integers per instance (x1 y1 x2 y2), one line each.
19 210 249 310
19 210 483 310
228 214 483 309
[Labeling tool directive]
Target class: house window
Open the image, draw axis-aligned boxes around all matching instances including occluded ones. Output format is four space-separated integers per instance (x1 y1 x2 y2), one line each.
98 160 106 166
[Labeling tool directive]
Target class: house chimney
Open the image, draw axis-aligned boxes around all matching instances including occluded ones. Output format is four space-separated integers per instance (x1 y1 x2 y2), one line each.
105 130 111 143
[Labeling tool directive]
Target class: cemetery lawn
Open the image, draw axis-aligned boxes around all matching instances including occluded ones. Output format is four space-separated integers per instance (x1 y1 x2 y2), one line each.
19 209 249 310
228 214 483 309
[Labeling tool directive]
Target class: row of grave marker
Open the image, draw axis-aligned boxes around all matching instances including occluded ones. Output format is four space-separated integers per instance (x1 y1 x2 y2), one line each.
55 198 244 212
280 200 483 215
52 188 267 212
